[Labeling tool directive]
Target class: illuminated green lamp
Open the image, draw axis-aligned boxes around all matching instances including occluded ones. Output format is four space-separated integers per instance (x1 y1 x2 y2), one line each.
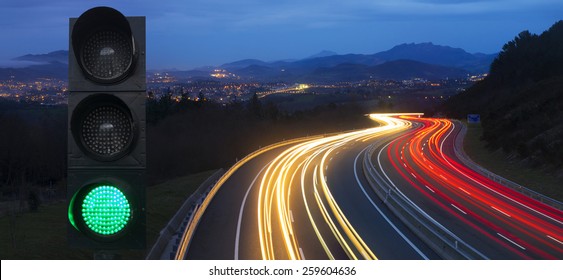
82 185 131 235
70 184 132 238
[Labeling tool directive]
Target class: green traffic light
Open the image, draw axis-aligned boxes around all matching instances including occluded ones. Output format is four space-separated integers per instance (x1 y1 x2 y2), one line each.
80 185 131 236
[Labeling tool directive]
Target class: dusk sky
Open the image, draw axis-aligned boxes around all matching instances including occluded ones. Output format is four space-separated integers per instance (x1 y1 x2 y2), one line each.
1 0 562 69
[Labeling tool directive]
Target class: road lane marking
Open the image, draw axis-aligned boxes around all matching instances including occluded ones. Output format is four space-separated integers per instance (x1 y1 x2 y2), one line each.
451 204 467 215
491 206 511 218
439 174 448 180
299 247 306 260
497 233 526 250
546 235 563 245
424 185 435 193
458 187 471 196
235 162 271 260
375 139 489 260
354 149 429 260
441 121 563 226
403 163 407 167
410 172 417 179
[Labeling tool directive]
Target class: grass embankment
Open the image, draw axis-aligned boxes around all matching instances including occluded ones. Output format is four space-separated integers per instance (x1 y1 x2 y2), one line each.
463 124 562 202
0 169 217 260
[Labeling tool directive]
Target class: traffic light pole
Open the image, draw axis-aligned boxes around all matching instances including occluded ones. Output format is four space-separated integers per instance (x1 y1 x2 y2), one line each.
93 250 121 260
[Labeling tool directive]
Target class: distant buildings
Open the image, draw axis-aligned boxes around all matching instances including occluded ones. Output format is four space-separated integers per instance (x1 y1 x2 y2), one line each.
0 78 67 105
0 73 482 105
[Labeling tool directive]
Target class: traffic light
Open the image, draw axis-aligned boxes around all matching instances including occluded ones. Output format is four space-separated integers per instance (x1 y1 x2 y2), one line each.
67 7 146 249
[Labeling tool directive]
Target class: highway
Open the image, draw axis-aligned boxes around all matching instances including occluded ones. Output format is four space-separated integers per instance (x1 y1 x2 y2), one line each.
180 114 438 259
372 116 563 259
177 114 563 260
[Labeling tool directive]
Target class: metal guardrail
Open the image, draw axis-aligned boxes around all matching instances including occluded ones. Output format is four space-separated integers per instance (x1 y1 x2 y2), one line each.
362 139 487 259
145 168 225 260
453 121 563 211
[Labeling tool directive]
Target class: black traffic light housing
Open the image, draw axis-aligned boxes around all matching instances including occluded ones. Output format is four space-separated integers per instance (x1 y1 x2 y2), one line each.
67 7 146 250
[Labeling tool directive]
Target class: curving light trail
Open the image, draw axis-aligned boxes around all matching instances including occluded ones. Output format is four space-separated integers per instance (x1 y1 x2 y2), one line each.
177 113 422 260
256 114 415 259
380 117 563 259
178 113 560 260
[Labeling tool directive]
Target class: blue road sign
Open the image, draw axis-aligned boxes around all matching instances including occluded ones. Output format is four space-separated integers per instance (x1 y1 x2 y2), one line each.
467 114 480 123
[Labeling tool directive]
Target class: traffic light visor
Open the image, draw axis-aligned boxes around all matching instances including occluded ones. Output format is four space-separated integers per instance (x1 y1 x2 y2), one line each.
72 7 137 84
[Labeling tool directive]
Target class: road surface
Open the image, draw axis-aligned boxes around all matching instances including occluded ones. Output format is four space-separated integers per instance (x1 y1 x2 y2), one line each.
177 114 562 259
372 116 563 259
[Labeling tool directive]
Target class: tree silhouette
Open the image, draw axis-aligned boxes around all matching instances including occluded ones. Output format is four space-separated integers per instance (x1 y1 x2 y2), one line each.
443 20 563 168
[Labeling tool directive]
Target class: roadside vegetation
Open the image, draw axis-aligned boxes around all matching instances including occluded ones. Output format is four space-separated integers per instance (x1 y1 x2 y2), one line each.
463 123 562 201
444 21 563 195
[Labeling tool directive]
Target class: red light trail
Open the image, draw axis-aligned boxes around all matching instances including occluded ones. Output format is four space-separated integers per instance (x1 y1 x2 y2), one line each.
381 117 563 259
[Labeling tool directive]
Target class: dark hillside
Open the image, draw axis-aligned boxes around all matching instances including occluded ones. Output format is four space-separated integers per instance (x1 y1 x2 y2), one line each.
442 20 563 169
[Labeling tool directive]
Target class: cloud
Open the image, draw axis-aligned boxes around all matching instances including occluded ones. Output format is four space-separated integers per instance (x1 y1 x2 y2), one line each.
0 0 561 68
1 0 559 31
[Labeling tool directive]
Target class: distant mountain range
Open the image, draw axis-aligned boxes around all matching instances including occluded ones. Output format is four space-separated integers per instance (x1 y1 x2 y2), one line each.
310 59 470 82
13 50 68 65
374 43 495 73
0 51 69 81
0 43 497 82
219 42 495 82
0 61 67 81
307 50 338 59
